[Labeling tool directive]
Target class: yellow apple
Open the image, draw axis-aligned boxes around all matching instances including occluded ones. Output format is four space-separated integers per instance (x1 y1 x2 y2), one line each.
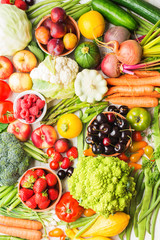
9 72 33 93
13 50 37 73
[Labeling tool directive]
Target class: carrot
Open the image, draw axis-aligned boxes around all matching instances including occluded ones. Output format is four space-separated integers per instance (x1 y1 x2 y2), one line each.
106 91 160 98
133 70 160 77
106 97 158 108
106 85 154 96
83 148 96 157
0 225 42 240
0 216 42 230
106 76 160 86
119 74 139 79
128 162 142 170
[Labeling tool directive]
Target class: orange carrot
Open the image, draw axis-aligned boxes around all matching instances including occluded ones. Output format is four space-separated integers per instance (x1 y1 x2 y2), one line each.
119 74 139 79
0 224 42 240
106 91 160 98
106 85 154 96
83 148 96 157
0 216 42 230
106 97 158 108
133 70 160 77
128 162 142 170
106 76 160 86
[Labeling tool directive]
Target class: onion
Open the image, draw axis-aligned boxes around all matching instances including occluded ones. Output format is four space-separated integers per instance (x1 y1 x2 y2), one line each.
101 53 121 78
104 26 130 44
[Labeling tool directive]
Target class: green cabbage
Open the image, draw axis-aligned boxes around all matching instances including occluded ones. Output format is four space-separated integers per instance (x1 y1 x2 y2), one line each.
0 5 32 56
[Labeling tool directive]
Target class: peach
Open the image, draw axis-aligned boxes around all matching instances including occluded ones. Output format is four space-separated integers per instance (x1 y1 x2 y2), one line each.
7 120 31 142
35 26 51 45
13 50 37 73
9 72 33 93
0 56 14 80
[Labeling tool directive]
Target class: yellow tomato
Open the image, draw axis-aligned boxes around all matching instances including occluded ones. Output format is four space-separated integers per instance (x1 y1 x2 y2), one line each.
78 10 105 40
57 113 83 138
63 33 78 50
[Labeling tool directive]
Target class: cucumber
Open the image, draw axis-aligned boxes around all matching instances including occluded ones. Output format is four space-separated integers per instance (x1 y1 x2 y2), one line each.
91 0 137 31
111 0 160 24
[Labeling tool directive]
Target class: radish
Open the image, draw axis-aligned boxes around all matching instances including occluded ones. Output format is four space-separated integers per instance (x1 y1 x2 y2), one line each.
101 53 121 78
104 26 130 44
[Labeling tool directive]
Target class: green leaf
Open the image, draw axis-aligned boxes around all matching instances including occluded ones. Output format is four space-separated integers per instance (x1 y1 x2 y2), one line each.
0 123 8 133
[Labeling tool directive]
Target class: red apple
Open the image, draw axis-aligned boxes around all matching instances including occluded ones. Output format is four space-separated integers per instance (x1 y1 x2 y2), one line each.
7 120 31 141
0 56 14 80
50 22 66 38
31 125 57 149
42 17 53 30
47 38 64 56
51 7 66 23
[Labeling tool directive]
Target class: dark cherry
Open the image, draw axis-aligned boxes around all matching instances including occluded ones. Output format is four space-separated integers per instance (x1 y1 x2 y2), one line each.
98 132 107 139
119 105 129 116
121 130 131 139
108 105 119 112
66 167 74 177
92 144 103 154
114 143 126 153
86 135 98 145
110 137 119 145
117 118 129 129
103 137 111 146
109 126 120 138
93 120 99 126
57 170 66 180
107 113 116 123
99 123 111 134
119 138 128 145
96 113 107 124
104 145 114 155
114 116 122 126
87 124 98 134
25 0 34 6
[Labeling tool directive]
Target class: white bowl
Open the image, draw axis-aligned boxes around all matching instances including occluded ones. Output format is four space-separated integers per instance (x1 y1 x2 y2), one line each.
13 90 47 124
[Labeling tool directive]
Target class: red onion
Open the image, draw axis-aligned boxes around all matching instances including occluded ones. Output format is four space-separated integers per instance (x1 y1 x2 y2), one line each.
104 26 130 44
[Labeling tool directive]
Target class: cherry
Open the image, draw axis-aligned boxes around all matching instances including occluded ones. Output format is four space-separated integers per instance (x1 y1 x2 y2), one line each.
107 113 115 123
103 137 111 146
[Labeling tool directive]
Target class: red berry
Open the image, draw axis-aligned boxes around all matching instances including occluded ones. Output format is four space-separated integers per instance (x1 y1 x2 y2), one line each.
35 192 48 204
34 169 45 177
20 109 29 119
60 157 71 169
103 138 111 146
16 98 22 111
21 98 32 109
15 0 28 10
36 99 45 110
48 188 59 201
38 199 50 209
24 169 38 183
66 146 78 160
33 177 47 193
20 177 32 189
51 151 63 162
36 111 42 118
25 115 35 123
50 160 59 170
19 188 34 202
26 195 37 209
47 147 55 157
28 94 38 103
1 0 14 4
46 173 57 187
29 106 39 116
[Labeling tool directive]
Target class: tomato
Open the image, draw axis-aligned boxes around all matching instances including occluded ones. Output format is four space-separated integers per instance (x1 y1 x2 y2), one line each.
126 107 151 131
0 81 11 101
129 141 148 153
84 208 96 217
144 145 154 159
49 160 59 170
55 192 84 222
132 131 143 142
129 149 144 163
128 162 142 170
49 228 64 237
118 152 129 162
0 101 15 123
60 235 67 240
47 147 55 157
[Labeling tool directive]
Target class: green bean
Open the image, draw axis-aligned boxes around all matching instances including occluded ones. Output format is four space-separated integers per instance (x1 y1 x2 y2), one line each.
119 229 125 240
134 202 142 237
151 202 160 240
0 186 8 193
71 6 91 20
135 171 144 197
83 123 89 151
28 2 59 19
136 182 145 205
7 198 21 212
82 106 107 123
26 0 62 13
0 236 26 240
6 195 17 206
0 185 14 199
0 188 17 207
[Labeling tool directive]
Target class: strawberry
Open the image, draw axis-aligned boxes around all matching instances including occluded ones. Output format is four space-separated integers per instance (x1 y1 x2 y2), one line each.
46 173 57 187
60 157 71 169
1 0 14 4
34 169 45 177
66 146 78 160
14 0 27 10
24 170 38 184
51 151 63 162
35 191 48 204
26 195 37 209
48 188 59 201
19 188 34 201
33 177 47 193
38 199 50 209
20 177 33 189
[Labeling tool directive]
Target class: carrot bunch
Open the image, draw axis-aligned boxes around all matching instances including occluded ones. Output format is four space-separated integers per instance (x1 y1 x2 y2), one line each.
0 216 42 240
105 70 160 108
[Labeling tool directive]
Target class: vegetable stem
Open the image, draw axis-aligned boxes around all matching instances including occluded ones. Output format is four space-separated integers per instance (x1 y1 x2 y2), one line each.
140 20 160 46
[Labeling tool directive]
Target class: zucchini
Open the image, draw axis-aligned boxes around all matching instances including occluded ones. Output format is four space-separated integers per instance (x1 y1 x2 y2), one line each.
111 0 160 24
91 0 137 31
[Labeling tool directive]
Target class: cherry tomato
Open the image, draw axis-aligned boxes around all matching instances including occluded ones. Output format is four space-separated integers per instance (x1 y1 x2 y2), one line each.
129 149 144 163
0 81 11 101
49 228 64 237
129 141 148 153
49 160 59 170
118 152 129 162
144 145 154 159
132 131 143 142
60 235 67 240
128 162 142 170
47 147 55 157
84 208 96 217
0 101 15 123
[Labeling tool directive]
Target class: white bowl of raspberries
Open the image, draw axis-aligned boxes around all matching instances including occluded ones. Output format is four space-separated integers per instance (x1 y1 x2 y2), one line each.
13 90 47 124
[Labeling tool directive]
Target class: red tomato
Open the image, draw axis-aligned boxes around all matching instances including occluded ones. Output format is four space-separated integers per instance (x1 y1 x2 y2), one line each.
60 235 67 240
118 152 129 162
0 81 11 101
49 160 59 170
55 192 84 222
0 101 15 123
47 147 55 156
132 131 143 142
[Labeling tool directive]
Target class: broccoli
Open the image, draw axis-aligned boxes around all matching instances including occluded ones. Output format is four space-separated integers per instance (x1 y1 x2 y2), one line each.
68 155 136 218
0 132 31 186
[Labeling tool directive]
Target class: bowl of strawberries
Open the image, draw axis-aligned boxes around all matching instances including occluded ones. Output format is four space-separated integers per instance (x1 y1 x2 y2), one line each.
18 167 62 212
13 90 47 124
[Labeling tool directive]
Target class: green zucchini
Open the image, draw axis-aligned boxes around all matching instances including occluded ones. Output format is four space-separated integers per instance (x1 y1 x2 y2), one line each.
91 0 137 31
111 0 160 24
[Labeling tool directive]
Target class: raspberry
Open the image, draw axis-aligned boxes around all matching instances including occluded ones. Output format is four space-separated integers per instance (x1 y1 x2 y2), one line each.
21 99 32 109
29 106 39 116
36 99 45 110
36 111 42 118
16 98 22 112
14 110 22 119
28 94 38 103
25 115 35 123
20 109 29 119
23 94 29 100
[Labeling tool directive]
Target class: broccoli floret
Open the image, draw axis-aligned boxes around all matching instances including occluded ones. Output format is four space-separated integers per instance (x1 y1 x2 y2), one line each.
68 156 136 218
0 132 31 186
